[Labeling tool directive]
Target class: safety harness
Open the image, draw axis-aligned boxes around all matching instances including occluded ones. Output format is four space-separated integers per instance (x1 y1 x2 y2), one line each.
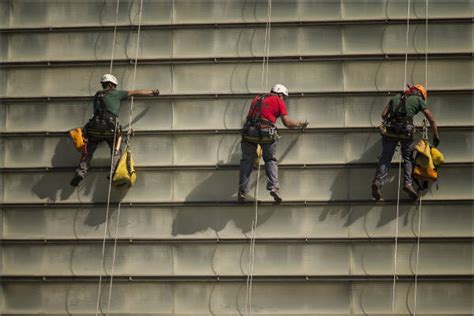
241 94 279 144
85 89 121 139
379 91 418 140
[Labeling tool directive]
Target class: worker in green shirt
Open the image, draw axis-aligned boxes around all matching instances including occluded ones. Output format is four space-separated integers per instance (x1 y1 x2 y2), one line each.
70 74 159 187
372 84 440 201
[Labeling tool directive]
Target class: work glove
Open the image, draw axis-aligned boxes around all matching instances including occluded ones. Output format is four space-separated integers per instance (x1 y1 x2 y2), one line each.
433 136 440 147
152 89 160 96
299 120 309 130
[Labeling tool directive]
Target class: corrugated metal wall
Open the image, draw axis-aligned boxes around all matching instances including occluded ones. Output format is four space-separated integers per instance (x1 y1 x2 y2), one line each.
1 0 472 314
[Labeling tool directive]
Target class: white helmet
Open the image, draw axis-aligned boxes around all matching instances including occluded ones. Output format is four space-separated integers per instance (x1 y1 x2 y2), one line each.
271 84 289 96
100 74 118 86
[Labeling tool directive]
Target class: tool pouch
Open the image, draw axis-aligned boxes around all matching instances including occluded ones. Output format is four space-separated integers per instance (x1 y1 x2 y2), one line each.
241 119 278 144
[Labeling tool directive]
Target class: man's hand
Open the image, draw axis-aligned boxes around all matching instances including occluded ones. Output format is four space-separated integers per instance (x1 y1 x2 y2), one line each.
299 120 309 130
433 136 440 147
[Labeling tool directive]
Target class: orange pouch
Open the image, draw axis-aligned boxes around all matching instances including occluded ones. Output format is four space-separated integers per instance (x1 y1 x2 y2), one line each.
69 127 86 151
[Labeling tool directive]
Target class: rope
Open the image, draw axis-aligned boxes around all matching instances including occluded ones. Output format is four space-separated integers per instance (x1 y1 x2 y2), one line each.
95 0 144 314
245 2 272 315
127 0 144 142
94 121 120 316
392 1 411 314
94 0 122 313
109 0 120 73
259 0 272 91
413 3 429 314
244 162 261 316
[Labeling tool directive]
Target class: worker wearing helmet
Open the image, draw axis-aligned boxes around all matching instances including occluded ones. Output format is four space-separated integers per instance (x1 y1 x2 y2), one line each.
372 84 440 201
70 74 160 187
238 84 308 202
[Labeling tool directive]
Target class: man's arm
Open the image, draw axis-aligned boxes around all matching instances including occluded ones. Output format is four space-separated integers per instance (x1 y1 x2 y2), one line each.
422 108 440 145
281 115 306 129
128 89 159 97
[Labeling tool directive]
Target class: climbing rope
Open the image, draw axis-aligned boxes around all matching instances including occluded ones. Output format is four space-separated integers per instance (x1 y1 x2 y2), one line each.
109 0 120 73
245 1 272 315
104 0 145 314
413 2 429 314
392 0 411 314
94 0 122 314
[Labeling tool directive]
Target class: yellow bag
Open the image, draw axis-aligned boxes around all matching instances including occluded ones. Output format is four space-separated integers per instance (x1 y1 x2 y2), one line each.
68 127 86 151
431 147 445 167
412 139 444 182
112 150 136 188
253 144 262 168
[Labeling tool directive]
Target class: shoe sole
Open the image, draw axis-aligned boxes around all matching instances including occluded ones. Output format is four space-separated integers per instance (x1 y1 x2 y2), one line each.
270 191 282 203
403 188 418 200
371 184 381 201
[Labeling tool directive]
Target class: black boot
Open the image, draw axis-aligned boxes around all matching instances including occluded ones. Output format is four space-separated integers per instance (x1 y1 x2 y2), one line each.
270 189 282 203
403 183 418 200
371 182 381 201
70 174 84 187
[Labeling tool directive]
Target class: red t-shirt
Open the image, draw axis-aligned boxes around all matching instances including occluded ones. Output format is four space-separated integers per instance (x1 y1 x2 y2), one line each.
247 94 288 124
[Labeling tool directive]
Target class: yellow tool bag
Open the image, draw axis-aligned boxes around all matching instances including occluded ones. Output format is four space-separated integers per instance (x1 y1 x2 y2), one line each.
112 149 137 188
68 127 86 151
412 138 444 182
253 144 262 168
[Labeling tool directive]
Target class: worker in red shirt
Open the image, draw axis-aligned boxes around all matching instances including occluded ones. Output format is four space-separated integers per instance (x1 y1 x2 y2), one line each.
238 84 308 202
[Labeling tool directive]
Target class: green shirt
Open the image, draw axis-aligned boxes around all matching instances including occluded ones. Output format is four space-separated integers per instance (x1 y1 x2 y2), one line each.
388 93 427 118
95 89 129 116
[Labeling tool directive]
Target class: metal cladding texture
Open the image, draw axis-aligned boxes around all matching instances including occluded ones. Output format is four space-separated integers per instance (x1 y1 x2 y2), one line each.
0 0 473 315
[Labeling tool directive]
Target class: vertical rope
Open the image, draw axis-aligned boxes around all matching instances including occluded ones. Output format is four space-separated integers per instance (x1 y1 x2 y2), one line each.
99 0 144 314
109 0 121 73
95 120 120 316
393 1 411 314
402 0 411 90
246 2 272 314
105 201 122 315
128 0 145 140
413 3 429 315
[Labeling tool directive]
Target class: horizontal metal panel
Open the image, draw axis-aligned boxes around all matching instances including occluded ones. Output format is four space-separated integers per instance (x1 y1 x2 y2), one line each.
3 130 472 168
2 23 471 62
2 166 472 203
2 1 472 29
2 242 471 277
1 281 471 314
2 203 472 240
341 0 473 20
1 60 472 97
2 94 472 132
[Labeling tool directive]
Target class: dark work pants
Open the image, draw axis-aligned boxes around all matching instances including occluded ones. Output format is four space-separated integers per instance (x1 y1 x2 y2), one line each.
239 140 279 193
75 133 121 179
373 136 413 187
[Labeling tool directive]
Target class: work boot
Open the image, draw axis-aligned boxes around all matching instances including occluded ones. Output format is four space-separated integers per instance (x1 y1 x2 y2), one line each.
403 183 418 201
270 189 282 203
371 182 381 201
70 174 84 187
237 191 246 203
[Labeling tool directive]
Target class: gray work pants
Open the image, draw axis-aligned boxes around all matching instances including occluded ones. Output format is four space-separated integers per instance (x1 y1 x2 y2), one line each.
239 140 279 193
75 134 121 179
373 136 413 186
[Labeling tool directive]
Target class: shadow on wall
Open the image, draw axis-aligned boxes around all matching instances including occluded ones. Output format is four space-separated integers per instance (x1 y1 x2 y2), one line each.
31 137 128 227
319 134 426 228
171 135 302 236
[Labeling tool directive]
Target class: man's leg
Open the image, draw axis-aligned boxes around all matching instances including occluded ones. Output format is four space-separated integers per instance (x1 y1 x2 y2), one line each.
71 137 99 186
400 139 418 200
372 137 398 200
238 140 257 199
262 141 281 202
